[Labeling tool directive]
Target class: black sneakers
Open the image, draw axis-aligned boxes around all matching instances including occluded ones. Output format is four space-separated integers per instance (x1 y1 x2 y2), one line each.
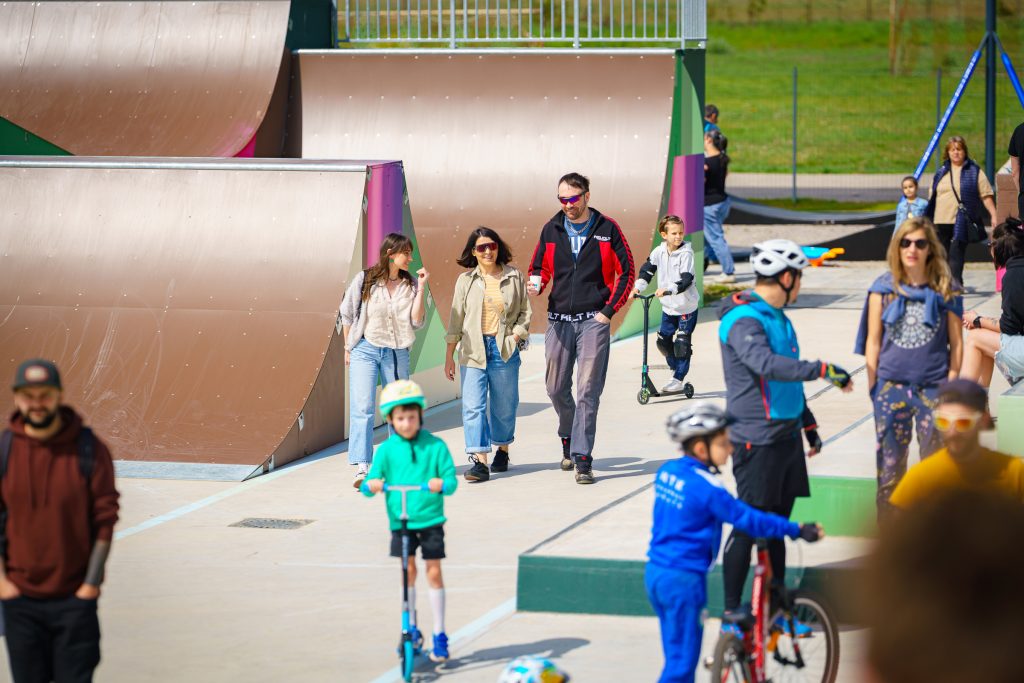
575 455 595 485
560 437 574 471
464 456 490 482
491 447 510 473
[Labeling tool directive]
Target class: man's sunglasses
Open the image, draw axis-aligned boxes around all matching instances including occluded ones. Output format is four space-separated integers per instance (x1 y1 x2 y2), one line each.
934 411 981 433
474 242 499 254
558 193 585 206
899 238 929 250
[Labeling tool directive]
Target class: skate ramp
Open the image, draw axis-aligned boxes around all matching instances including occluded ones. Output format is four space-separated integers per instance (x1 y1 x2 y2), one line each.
0 156 397 477
291 49 678 331
0 1 290 156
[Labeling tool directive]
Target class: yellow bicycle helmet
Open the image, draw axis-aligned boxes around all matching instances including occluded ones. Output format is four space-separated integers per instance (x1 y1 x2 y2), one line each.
379 379 427 418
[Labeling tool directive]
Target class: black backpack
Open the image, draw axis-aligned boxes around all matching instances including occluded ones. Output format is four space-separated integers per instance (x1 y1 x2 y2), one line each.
0 427 96 482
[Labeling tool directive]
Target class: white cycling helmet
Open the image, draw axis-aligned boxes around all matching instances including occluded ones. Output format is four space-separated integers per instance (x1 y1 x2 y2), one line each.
497 656 570 683
750 239 809 278
666 402 734 444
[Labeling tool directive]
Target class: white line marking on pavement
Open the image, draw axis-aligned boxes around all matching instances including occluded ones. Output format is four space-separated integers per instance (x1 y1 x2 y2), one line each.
368 597 516 683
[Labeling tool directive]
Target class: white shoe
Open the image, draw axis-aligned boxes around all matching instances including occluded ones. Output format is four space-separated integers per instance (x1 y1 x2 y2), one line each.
661 379 686 394
352 465 369 490
715 273 737 284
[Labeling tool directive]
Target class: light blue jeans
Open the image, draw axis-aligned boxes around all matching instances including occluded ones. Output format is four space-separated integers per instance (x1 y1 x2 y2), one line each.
460 336 521 454
348 339 410 465
703 197 734 275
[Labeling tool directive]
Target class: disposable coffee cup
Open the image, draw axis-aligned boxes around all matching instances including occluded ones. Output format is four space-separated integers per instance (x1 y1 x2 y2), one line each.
529 275 541 290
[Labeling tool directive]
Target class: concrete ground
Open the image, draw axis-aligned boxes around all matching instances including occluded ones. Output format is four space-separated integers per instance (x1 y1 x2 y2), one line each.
0 262 1004 682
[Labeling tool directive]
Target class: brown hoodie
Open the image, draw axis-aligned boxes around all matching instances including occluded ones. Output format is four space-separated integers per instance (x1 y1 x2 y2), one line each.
2 407 120 598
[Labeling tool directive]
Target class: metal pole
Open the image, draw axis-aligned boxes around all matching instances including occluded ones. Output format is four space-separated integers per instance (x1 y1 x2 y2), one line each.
792 66 798 204
936 67 942 173
984 0 996 182
449 0 456 46
573 0 579 47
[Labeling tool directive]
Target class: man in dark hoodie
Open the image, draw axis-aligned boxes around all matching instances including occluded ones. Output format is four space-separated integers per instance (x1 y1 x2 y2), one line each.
0 359 120 683
716 240 853 628
528 172 635 485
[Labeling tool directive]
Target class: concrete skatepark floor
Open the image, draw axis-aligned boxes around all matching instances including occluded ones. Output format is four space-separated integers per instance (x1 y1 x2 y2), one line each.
0 263 1004 683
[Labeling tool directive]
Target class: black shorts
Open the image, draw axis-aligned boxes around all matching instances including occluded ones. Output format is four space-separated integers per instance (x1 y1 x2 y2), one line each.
731 436 810 509
390 524 446 560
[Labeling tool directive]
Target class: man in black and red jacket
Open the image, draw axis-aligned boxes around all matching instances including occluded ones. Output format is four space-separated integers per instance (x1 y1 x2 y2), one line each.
528 172 635 484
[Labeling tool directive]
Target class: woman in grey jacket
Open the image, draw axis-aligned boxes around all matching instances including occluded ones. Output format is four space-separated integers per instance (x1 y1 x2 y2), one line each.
339 233 429 488
444 227 531 483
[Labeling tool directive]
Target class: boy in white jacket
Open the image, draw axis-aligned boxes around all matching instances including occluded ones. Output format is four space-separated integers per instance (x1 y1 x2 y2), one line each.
631 215 699 394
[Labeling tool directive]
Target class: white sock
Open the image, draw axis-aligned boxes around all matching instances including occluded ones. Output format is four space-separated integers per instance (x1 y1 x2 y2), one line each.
406 586 417 626
429 588 446 634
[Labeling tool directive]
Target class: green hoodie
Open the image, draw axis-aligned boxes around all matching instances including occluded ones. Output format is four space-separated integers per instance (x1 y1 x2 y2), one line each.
362 429 458 530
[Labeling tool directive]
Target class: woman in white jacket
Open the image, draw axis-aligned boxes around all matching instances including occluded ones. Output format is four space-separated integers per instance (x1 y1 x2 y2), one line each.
631 216 699 394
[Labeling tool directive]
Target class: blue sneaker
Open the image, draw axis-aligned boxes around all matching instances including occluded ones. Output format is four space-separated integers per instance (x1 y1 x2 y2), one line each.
429 632 449 662
773 615 813 638
720 622 744 637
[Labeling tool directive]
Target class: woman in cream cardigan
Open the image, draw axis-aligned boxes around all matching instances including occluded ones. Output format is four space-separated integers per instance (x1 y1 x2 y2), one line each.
445 227 531 483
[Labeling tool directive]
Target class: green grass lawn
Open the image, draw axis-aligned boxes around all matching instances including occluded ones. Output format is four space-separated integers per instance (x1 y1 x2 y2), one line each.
756 197 894 212
709 18 1024 173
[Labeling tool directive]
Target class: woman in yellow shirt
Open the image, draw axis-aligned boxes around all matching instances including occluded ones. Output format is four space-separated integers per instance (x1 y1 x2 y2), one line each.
444 228 532 483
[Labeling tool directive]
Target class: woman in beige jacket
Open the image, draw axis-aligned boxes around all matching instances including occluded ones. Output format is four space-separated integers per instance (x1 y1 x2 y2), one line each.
445 227 531 483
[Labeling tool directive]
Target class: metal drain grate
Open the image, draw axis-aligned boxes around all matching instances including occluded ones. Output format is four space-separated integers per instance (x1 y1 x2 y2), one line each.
230 518 314 530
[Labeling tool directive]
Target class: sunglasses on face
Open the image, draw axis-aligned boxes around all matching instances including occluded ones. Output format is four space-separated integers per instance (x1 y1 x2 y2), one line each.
474 242 499 254
899 238 929 250
934 411 982 433
558 193 585 206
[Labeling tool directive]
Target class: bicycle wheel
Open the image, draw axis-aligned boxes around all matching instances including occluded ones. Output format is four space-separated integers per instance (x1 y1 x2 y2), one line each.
401 639 415 682
709 634 752 683
766 590 840 683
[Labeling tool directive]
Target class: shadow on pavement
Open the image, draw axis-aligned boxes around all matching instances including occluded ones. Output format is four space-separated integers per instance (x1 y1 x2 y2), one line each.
417 637 589 680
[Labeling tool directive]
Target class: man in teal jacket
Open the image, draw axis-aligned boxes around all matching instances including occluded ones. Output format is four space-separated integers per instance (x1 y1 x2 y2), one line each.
363 380 458 662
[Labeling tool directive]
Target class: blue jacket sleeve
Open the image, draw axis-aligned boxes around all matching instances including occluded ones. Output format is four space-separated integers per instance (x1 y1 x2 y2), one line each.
727 318 824 382
705 484 801 539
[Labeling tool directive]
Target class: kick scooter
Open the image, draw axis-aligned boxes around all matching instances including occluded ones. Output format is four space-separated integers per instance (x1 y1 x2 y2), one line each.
635 293 694 405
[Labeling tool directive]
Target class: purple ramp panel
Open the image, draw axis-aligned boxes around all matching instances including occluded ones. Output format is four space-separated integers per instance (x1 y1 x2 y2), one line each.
666 154 704 235
365 162 406 261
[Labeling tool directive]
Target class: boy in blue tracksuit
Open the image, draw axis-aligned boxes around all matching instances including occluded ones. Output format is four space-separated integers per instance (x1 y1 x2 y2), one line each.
646 402 824 683
717 239 853 617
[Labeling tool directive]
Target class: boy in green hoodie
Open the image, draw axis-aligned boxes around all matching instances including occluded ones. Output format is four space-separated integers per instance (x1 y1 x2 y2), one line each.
362 380 458 662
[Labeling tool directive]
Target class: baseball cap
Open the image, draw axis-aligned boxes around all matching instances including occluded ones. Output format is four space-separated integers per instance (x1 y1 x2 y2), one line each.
937 379 988 414
12 359 63 391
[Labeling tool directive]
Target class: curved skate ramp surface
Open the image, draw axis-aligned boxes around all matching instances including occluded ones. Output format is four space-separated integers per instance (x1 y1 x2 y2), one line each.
0 156 388 476
0 1 289 156
293 50 677 330
729 196 896 229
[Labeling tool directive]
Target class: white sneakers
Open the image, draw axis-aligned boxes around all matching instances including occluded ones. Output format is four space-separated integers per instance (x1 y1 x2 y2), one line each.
352 463 369 489
661 378 687 394
714 273 737 284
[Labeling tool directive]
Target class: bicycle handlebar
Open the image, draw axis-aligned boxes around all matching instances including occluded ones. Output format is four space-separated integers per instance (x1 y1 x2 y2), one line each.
382 484 431 492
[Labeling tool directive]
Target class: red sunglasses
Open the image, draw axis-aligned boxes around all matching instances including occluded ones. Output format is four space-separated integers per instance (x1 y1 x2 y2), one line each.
474 242 499 254
557 193 585 206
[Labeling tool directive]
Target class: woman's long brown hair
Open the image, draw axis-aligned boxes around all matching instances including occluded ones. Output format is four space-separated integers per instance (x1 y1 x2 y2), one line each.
362 233 415 301
887 217 954 300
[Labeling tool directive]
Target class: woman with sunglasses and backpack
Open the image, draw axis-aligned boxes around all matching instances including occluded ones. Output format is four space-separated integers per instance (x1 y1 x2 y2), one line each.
445 227 531 483
855 217 963 523
961 218 1024 388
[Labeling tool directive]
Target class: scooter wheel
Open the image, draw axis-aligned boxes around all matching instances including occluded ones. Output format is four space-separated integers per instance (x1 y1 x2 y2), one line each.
684 383 695 399
637 389 651 405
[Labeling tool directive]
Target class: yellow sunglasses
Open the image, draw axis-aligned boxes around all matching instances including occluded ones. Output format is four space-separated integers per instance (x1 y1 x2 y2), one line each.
934 411 982 433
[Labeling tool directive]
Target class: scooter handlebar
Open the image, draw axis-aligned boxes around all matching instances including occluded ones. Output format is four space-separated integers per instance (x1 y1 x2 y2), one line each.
382 483 431 493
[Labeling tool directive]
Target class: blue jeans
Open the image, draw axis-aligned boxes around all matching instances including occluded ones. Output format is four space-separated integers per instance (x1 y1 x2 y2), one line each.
461 336 521 454
658 311 698 381
348 339 410 465
645 564 706 683
703 198 733 275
